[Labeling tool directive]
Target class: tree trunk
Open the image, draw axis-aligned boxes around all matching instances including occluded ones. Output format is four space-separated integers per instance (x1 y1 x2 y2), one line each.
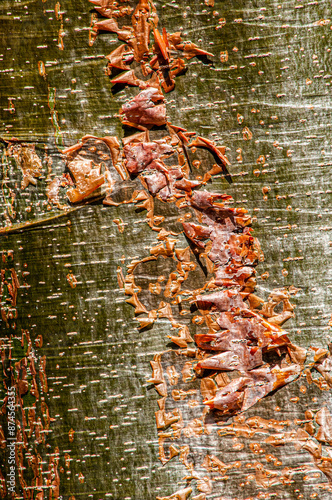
1 1 332 499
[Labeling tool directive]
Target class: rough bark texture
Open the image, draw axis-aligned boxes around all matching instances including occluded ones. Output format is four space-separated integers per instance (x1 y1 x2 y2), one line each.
1 1 332 499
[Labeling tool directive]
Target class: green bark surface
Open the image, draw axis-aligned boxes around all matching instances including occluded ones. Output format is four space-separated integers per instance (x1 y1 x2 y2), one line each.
1 1 332 499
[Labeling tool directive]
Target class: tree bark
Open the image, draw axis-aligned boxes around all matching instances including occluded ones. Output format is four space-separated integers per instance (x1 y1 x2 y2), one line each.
1 1 332 499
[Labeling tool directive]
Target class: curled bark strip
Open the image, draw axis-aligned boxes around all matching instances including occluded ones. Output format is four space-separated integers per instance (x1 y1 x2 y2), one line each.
106 44 134 71
189 136 232 183
120 88 166 128
66 157 105 204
